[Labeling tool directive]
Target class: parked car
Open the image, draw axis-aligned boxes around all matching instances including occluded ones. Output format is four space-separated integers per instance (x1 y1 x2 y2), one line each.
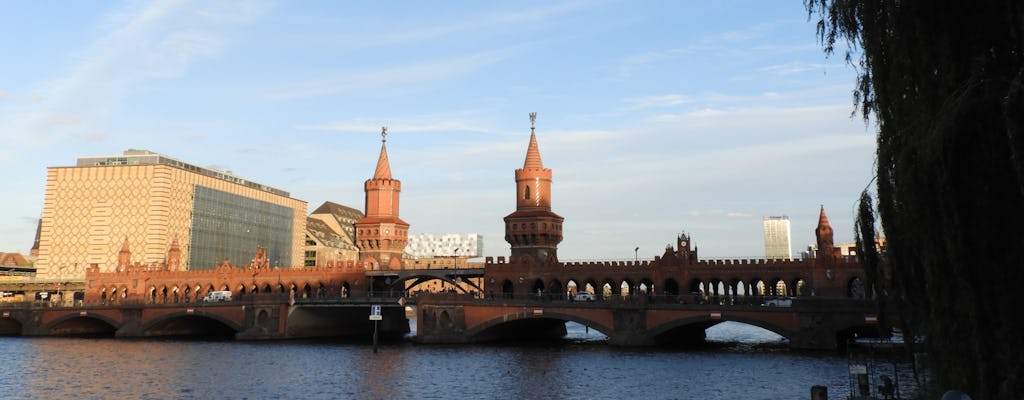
572 292 596 302
764 297 793 307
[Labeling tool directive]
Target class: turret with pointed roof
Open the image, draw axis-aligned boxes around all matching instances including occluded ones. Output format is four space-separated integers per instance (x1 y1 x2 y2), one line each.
504 113 564 262
118 237 131 270
355 127 410 269
815 205 839 263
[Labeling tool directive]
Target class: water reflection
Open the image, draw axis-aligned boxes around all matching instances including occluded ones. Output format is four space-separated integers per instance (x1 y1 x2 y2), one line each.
0 323 917 400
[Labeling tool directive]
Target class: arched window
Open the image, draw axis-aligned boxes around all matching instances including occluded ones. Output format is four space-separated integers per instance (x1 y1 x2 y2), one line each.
524 185 531 200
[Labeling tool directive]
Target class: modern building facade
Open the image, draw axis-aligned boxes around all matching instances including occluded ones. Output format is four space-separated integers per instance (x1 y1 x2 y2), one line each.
35 149 307 280
763 215 793 260
405 233 483 258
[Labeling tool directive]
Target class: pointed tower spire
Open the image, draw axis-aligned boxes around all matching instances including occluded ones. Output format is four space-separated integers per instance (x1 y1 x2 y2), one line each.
373 126 393 179
523 112 544 169
118 237 131 270
167 237 182 271
817 204 831 228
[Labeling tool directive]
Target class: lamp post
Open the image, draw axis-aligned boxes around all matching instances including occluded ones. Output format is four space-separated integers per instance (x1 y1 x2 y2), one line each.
634 247 639 263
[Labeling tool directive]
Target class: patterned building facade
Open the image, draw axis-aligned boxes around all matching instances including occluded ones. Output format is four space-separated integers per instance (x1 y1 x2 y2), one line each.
405 233 483 258
35 150 307 280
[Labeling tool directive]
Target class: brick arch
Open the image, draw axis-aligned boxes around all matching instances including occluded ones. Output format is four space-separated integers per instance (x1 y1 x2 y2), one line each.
647 314 796 342
466 310 614 339
139 311 243 334
394 274 476 293
0 312 29 330
42 313 121 334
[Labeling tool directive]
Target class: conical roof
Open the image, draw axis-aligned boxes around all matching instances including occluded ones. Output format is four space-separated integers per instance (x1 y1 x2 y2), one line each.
523 131 544 169
817 205 831 229
373 143 392 180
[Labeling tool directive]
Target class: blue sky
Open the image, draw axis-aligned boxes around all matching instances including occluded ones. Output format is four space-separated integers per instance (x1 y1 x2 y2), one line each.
0 0 874 261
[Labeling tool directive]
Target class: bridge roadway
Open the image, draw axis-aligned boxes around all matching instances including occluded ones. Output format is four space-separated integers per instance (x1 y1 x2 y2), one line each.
0 294 409 340
413 294 888 350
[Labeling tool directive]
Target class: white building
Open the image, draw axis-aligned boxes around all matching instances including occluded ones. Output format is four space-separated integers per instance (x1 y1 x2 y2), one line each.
763 216 792 260
405 234 483 258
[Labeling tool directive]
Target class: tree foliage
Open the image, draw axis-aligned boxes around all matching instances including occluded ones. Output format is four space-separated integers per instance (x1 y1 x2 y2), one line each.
807 1 1024 398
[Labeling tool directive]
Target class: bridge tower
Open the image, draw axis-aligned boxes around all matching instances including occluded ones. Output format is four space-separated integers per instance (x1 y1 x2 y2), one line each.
815 205 840 264
167 237 181 271
117 238 131 270
355 127 410 270
504 113 564 263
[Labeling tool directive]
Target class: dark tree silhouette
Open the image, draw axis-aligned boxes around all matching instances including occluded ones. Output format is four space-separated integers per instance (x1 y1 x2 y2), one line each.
807 1 1024 398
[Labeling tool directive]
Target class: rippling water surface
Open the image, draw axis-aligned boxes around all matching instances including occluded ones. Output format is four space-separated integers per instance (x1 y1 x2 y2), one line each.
0 322 916 400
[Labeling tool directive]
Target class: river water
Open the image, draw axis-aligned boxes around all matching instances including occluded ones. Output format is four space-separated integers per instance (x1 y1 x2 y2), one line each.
0 321 917 399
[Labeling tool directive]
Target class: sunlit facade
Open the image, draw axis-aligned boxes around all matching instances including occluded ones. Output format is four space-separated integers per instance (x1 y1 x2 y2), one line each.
762 216 792 260
35 150 307 280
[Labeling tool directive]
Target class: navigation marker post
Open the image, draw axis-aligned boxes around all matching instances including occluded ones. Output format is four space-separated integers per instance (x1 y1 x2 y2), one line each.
370 304 382 353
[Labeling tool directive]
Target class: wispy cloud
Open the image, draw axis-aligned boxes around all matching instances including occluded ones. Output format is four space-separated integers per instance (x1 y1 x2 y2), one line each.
295 118 491 134
760 62 829 76
319 1 598 52
264 49 513 100
622 94 692 110
2 0 270 147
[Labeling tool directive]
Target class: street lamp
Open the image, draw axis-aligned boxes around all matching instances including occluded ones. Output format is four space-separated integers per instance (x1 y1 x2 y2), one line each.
634 247 639 263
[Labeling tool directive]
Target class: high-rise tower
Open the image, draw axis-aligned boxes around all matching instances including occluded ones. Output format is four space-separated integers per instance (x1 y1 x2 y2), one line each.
355 128 409 269
504 113 564 262
763 215 793 260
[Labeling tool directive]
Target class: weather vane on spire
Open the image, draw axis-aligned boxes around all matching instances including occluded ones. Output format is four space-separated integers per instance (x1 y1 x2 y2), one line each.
381 126 388 143
529 112 537 132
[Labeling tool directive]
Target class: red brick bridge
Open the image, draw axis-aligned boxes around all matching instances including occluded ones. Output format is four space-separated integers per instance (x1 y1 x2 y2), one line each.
0 295 408 340
415 295 885 350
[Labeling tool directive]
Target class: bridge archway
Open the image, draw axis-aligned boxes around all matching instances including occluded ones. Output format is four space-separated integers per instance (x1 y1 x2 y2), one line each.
548 279 563 297
140 312 242 338
731 279 747 297
639 279 653 295
601 279 617 298
0 316 23 335
467 311 614 342
663 278 679 295
772 279 788 296
793 279 809 296
648 315 795 345
532 279 545 296
43 314 119 337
